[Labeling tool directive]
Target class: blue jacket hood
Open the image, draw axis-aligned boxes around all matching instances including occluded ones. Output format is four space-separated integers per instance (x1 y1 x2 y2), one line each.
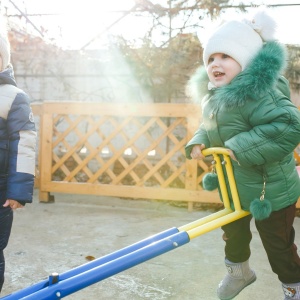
0 65 17 86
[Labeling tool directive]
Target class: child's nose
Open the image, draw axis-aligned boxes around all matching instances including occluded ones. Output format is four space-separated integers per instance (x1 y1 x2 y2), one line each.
211 58 220 67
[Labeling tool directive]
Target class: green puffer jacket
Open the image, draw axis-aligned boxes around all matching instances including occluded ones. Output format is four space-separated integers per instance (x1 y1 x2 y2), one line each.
185 41 300 212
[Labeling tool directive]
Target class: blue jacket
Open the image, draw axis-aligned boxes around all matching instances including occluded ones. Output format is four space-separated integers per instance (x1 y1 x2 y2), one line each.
0 66 36 207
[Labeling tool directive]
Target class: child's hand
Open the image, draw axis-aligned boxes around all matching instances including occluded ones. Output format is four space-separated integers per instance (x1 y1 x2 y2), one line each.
190 144 206 160
228 149 237 161
3 199 24 210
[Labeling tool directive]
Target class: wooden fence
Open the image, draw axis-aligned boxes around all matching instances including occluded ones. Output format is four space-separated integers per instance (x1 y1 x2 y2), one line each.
31 102 300 210
31 102 220 211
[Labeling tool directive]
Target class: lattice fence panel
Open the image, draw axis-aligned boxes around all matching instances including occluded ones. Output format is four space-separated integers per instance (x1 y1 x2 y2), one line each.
34 102 224 206
51 113 203 189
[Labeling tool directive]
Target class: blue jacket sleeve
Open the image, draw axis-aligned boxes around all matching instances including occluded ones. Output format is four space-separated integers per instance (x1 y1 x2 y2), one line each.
6 92 36 203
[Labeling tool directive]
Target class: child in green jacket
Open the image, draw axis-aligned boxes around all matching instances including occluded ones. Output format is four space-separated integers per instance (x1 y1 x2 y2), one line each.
185 8 300 300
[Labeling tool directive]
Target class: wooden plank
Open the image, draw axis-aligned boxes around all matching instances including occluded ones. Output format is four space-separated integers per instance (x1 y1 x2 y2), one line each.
41 102 202 117
31 102 43 116
39 112 54 201
41 181 222 203
185 159 198 190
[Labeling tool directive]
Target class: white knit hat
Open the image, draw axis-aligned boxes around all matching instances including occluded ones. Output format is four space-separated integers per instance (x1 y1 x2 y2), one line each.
203 9 277 70
0 17 10 72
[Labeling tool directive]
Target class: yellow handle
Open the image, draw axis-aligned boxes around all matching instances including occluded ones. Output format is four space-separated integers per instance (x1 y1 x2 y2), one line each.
202 147 231 157
180 147 250 240
201 147 243 212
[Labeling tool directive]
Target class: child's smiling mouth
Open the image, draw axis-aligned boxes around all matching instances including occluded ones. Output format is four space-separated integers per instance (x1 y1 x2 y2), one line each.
213 71 225 77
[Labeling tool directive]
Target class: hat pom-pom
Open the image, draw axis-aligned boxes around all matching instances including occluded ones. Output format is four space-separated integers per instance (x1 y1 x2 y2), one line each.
250 198 272 220
250 8 277 42
202 172 218 191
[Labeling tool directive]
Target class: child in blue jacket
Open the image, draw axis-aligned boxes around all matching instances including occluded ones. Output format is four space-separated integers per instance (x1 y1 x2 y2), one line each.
0 18 36 292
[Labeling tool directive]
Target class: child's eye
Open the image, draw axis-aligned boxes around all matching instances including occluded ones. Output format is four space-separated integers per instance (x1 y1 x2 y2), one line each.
222 54 230 59
208 57 214 63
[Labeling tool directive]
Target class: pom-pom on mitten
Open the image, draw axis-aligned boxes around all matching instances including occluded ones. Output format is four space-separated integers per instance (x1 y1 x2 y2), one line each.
202 172 218 191
250 198 272 220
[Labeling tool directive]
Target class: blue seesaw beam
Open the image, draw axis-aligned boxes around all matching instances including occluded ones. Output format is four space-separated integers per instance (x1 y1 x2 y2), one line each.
3 230 189 300
1 148 250 300
1 227 179 300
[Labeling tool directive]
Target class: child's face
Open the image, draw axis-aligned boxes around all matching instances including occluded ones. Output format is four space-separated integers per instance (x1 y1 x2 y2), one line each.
206 53 242 88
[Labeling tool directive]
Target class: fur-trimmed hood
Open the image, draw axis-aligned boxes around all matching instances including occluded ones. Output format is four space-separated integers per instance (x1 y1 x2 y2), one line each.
188 41 288 110
185 40 300 217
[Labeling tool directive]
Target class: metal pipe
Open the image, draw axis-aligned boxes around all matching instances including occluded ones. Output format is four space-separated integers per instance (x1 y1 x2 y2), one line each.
19 232 190 300
1 227 179 299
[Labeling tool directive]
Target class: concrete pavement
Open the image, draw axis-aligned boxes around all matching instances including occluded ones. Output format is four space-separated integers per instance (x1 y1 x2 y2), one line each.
1 189 299 299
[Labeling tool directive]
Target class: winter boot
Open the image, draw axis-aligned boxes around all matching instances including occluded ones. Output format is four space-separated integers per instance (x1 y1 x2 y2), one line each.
217 258 256 300
282 282 300 299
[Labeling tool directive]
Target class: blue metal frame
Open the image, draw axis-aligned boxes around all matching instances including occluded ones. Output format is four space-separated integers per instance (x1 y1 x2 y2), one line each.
2 228 188 300
1 147 249 300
